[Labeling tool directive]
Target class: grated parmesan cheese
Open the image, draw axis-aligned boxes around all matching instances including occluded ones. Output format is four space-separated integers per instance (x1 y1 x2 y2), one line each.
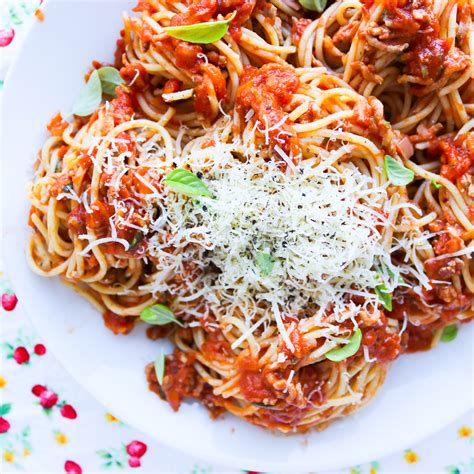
139 121 409 349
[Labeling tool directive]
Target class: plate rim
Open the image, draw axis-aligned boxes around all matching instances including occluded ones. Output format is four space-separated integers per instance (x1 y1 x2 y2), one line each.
1 0 473 470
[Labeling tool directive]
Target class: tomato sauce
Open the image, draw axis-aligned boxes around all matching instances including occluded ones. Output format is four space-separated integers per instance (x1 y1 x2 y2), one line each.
112 88 135 125
120 63 148 91
428 135 474 182
48 174 71 198
280 319 307 358
298 364 326 405
114 31 126 69
424 257 463 280
238 356 277 403
236 63 300 159
255 405 307 429
405 37 449 81
432 231 464 256
392 289 473 352
162 78 182 94
160 351 198 411
102 310 136 335
362 324 401 362
85 201 114 233
67 204 87 235
291 19 311 46
146 325 174 340
402 322 436 352
194 64 228 116
201 332 233 362
169 0 259 29
174 41 204 74
132 0 159 14
149 349 224 416
251 364 326 430
47 113 68 137
383 0 432 40
367 0 471 94
67 197 147 257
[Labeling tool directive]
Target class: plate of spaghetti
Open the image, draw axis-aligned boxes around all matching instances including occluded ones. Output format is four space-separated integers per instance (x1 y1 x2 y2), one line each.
2 0 474 470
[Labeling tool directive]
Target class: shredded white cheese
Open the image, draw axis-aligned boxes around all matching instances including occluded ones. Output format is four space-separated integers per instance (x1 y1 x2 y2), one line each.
139 121 409 348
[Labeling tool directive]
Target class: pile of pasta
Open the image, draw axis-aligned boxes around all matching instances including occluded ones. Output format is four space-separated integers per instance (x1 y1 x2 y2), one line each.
28 0 473 433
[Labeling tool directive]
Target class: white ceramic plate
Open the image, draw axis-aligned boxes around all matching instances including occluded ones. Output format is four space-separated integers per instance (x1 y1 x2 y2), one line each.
2 0 473 471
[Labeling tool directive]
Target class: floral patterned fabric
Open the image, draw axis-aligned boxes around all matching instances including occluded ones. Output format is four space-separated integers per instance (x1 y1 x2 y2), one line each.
1 1 473 473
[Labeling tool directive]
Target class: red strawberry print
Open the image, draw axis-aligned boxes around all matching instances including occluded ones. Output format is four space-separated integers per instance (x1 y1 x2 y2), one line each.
126 440 147 458
0 29 15 48
39 389 58 408
34 343 46 355
0 417 10 433
32 384 47 397
60 404 77 419
128 456 141 468
13 346 29 364
64 460 82 474
2 293 17 311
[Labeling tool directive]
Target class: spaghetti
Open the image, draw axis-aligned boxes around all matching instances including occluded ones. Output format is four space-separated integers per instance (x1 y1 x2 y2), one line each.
298 0 473 134
27 0 473 433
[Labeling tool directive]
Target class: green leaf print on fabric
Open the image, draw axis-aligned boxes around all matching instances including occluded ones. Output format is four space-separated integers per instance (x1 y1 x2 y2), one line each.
191 465 212 474
96 446 128 469
0 423 32 469
2 0 41 29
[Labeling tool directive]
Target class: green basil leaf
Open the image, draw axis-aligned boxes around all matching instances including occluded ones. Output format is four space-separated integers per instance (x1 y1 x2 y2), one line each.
163 17 232 44
98 66 125 97
255 252 275 277
154 351 166 385
325 328 362 362
375 282 392 311
73 70 102 116
380 264 405 285
431 179 442 189
130 230 144 250
298 0 327 12
384 155 414 186
440 324 458 342
140 304 183 327
164 168 213 198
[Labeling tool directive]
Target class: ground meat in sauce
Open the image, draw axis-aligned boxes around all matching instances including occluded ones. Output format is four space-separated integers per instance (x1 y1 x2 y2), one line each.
363 325 401 362
112 88 135 125
146 325 174 340
291 18 312 46
424 257 464 280
238 356 277 403
146 350 225 417
103 310 136 335
236 63 300 159
392 288 473 352
360 0 471 94
428 135 474 183
200 332 234 362
169 0 260 30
